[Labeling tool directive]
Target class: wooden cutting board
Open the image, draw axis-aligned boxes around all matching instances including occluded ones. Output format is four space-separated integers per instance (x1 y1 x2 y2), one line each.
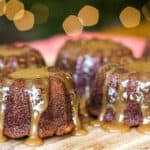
1 127 150 150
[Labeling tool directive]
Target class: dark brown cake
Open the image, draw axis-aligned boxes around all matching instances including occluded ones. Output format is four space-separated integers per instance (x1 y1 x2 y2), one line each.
0 45 45 76
0 67 86 146
56 39 133 98
89 61 150 133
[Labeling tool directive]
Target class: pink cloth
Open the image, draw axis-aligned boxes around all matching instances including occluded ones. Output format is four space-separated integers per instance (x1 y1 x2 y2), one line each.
16 32 147 64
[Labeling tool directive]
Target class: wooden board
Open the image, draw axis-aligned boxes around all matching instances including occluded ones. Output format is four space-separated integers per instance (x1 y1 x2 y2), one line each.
1 127 150 150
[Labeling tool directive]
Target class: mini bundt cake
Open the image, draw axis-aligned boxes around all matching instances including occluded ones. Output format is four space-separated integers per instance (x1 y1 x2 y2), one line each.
56 39 133 98
89 60 150 133
0 67 86 146
0 45 45 76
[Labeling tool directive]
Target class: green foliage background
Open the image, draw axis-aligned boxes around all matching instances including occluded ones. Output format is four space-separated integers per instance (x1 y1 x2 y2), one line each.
0 0 146 43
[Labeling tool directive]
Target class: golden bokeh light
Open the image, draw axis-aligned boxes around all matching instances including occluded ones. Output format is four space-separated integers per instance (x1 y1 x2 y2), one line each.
14 10 34 31
63 15 83 36
119 7 141 28
30 3 49 25
78 5 99 26
5 0 24 21
13 9 24 20
142 2 150 21
0 0 6 16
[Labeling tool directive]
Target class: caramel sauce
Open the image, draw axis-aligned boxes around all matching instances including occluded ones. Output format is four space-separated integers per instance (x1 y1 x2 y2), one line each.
9 68 50 79
62 40 126 61
99 68 116 121
72 128 88 136
137 124 150 134
127 61 150 73
100 74 131 133
0 47 29 56
9 68 50 146
54 73 88 136
0 87 9 142
90 120 101 127
0 67 86 145
101 122 131 133
81 40 122 56
82 122 91 129
79 98 89 117
97 60 150 133
98 68 130 132
24 79 49 146
115 74 129 123
24 111 44 146
71 96 87 135
0 114 8 142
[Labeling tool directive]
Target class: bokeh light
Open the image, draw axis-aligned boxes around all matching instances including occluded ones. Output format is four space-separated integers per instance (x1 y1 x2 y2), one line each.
14 10 34 31
13 9 24 21
0 0 6 16
119 7 141 28
78 5 99 26
63 15 83 36
142 1 150 21
30 3 49 25
5 0 24 21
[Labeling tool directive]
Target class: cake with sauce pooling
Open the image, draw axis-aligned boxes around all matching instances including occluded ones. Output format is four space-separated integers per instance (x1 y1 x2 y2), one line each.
0 45 45 76
56 39 133 99
89 60 150 133
0 67 86 146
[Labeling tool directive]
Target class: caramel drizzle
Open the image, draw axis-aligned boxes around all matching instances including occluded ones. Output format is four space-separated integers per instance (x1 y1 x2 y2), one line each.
54 73 87 135
99 68 116 121
0 47 29 57
115 73 128 123
99 68 131 132
0 87 9 142
0 68 86 146
24 80 48 146
137 81 150 133
100 66 150 133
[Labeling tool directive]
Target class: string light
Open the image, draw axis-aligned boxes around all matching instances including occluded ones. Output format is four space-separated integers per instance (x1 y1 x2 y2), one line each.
78 5 99 26
14 10 34 31
119 6 141 28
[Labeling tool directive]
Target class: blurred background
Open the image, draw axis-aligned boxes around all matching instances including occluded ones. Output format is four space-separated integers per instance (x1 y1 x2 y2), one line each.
0 0 150 43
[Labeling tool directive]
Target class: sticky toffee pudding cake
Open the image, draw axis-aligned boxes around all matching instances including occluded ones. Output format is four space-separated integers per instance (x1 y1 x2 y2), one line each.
0 67 87 146
89 61 150 133
56 39 133 99
0 45 45 76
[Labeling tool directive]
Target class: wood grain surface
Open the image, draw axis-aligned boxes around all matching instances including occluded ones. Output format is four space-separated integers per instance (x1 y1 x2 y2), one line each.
0 127 150 150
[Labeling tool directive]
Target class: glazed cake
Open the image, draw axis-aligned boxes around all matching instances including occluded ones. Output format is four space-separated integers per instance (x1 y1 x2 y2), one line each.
56 39 133 98
0 67 86 146
0 45 45 76
89 61 150 133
